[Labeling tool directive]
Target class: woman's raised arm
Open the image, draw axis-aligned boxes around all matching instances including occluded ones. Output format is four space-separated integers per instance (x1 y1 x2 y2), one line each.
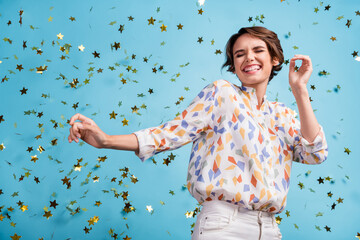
68 113 139 154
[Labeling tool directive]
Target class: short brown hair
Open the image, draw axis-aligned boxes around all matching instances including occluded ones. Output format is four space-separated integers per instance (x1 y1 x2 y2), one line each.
221 26 284 84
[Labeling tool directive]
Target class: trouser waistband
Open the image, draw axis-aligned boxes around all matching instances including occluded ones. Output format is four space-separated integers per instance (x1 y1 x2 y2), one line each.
201 200 276 225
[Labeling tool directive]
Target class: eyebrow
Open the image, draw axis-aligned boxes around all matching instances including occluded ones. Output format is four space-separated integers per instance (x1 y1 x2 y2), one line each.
233 46 266 55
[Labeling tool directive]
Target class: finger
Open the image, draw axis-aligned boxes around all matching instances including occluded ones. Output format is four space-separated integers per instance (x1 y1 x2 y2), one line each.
289 58 296 70
292 55 311 61
69 126 78 142
292 57 312 68
294 54 309 58
69 113 93 126
69 113 80 126
72 122 82 137
70 124 82 141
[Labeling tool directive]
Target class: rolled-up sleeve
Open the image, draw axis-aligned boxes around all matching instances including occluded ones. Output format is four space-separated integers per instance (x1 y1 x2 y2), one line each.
133 81 218 162
288 108 329 165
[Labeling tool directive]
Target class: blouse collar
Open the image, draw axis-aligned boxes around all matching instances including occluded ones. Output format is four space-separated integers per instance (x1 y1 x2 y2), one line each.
239 85 267 108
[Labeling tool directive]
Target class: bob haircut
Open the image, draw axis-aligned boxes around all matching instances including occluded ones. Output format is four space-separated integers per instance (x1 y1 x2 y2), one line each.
221 26 284 84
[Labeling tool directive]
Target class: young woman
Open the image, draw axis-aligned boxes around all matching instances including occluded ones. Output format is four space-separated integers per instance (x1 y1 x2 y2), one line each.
68 26 328 240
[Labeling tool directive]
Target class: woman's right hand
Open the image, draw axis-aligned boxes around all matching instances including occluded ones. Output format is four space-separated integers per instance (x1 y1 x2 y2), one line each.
68 113 108 149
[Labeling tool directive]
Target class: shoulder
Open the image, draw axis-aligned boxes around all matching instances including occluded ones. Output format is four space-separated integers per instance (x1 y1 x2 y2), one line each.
212 79 236 88
209 79 239 95
198 79 230 96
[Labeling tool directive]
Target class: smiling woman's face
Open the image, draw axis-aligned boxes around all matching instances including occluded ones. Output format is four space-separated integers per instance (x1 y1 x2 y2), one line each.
232 33 279 87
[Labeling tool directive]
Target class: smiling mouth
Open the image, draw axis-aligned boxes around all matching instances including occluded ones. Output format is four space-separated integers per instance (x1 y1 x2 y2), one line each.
243 66 262 73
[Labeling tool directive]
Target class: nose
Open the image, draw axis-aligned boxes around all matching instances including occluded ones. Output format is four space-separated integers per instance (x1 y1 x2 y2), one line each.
245 52 255 62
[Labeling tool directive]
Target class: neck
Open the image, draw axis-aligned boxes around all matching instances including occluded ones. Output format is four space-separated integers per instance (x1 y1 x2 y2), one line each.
242 81 268 106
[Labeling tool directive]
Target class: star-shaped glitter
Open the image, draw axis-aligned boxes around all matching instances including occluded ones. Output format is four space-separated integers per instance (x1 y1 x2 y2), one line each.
92 51 100 58
317 177 324 184
20 87 28 95
275 215 282 224
118 24 125 33
346 19 352 28
110 111 117 119
112 42 120 50
78 45 85 51
344 147 351 154
20 205 28 212
147 17 156 25
57 33 64 39
50 200 59 209
16 64 24 71
83 226 92 234
10 233 21 240
177 23 183 30
285 210 290 217
160 24 167 32
43 210 53 219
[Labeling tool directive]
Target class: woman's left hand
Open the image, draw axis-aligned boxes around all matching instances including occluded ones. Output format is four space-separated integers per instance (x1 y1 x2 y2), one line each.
289 54 313 94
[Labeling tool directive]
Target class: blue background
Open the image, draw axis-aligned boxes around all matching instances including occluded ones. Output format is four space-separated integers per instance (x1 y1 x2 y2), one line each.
1 0 360 239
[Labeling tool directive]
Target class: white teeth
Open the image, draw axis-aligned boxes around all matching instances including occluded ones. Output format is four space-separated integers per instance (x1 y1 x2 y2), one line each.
244 65 261 72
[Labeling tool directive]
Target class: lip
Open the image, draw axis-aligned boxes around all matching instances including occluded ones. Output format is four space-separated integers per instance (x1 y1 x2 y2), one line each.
242 64 262 74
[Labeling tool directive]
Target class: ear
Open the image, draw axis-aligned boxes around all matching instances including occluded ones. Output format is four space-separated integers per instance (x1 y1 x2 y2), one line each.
272 57 280 66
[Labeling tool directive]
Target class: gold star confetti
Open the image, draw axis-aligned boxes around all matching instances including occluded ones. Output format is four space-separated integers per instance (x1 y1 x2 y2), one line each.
20 205 28 212
177 23 183 29
78 44 85 51
160 24 167 32
344 147 351 154
146 205 153 213
147 17 156 25
56 33 64 39
10 233 21 240
110 111 117 119
43 210 53 219
93 176 99 182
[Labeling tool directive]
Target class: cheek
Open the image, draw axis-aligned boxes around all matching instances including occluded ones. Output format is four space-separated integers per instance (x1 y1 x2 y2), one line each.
233 59 242 70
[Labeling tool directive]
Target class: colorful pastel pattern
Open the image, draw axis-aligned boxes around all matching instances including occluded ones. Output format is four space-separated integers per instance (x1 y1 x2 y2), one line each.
133 79 328 213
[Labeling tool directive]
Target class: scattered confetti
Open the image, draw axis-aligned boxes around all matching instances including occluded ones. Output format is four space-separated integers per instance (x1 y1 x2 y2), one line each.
0 1 358 239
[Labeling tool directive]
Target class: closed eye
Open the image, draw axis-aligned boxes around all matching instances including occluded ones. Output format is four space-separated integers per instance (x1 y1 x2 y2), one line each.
236 50 264 58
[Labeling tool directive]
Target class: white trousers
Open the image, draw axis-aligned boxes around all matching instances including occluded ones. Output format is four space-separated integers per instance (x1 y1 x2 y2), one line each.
191 200 282 240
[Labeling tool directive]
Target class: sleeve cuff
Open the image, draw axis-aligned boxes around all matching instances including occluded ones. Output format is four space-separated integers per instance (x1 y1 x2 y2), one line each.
133 129 156 162
299 125 326 153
